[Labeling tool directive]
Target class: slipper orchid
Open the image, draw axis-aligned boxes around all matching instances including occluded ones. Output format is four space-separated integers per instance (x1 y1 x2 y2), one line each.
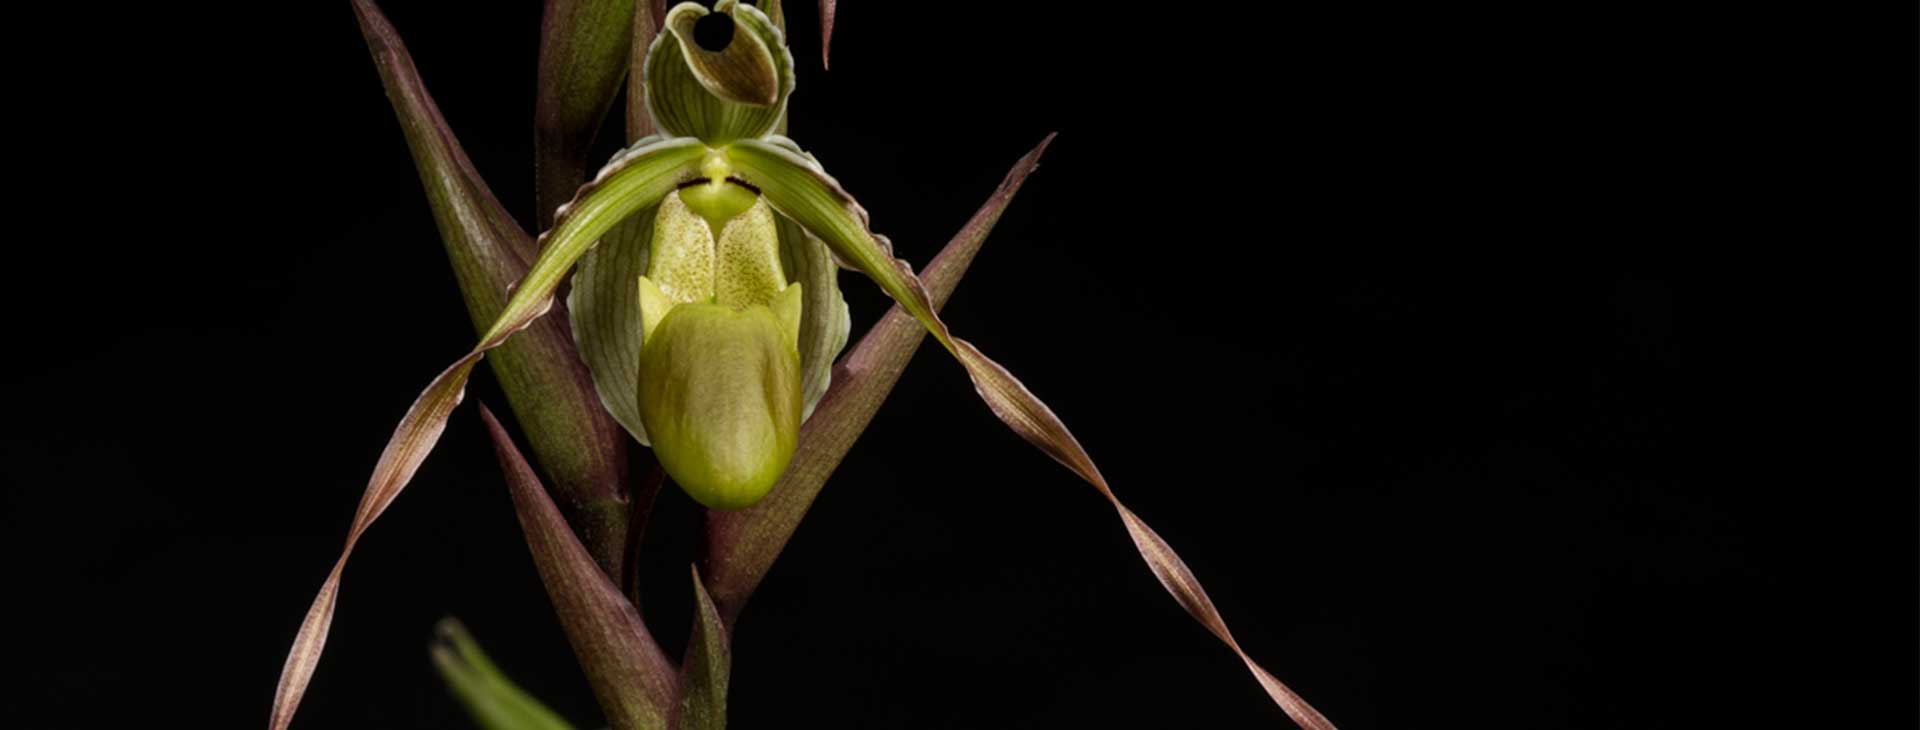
273 2 1335 728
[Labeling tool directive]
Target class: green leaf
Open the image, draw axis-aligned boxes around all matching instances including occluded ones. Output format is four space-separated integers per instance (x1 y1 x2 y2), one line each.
351 0 632 579
644 0 793 144
537 0 637 229
723 136 1337 729
431 618 579 730
271 134 704 730
483 406 678 730
625 0 665 143
704 134 1054 618
674 566 730 730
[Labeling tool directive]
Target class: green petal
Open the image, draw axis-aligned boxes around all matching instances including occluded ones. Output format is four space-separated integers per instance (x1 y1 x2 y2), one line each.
704 134 1055 621
644 0 793 144
725 137 942 329
665 0 776 106
711 195 787 308
571 184 799 450
488 135 707 344
567 207 659 446
636 275 674 347
638 298 803 510
647 191 719 304
775 213 850 418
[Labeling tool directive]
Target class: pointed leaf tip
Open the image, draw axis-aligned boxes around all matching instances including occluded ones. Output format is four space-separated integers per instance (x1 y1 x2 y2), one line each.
819 0 836 69
357 0 630 574
482 405 678 730
431 618 578 730
272 134 702 730
271 353 479 730
676 565 730 730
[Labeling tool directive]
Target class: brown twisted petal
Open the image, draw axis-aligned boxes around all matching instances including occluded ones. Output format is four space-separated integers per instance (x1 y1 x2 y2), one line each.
270 131 704 730
724 136 1338 729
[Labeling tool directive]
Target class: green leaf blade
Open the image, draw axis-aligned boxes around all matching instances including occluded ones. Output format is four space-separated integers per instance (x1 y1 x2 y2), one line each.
432 618 580 730
624 1 664 143
353 0 631 574
674 566 731 730
537 0 638 229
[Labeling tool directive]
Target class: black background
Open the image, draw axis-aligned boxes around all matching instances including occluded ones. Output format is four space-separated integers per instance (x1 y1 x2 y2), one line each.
8 1 1915 728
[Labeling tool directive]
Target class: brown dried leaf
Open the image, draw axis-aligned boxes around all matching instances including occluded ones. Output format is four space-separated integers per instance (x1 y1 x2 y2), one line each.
270 357 477 730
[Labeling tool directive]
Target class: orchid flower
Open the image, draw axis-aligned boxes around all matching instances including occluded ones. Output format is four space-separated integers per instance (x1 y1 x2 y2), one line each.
273 1 1335 728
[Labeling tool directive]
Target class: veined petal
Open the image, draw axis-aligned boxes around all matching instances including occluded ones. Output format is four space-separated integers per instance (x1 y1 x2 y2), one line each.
272 134 703 730
645 0 793 144
774 213 849 418
723 136 1337 728
568 207 659 446
664 0 776 105
494 136 708 343
570 185 812 450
